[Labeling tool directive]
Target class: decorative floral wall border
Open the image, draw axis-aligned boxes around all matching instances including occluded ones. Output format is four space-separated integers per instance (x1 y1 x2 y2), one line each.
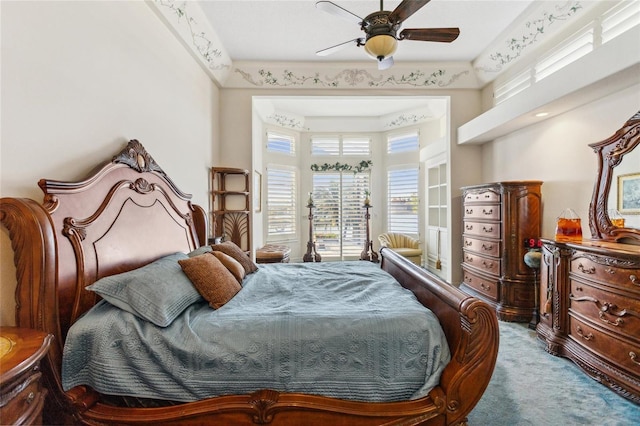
231 66 473 89
266 113 308 131
149 0 232 84
474 1 583 79
368 69 469 88
384 114 428 129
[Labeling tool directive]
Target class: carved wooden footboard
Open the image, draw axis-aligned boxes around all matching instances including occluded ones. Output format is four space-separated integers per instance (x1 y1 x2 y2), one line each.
0 140 498 425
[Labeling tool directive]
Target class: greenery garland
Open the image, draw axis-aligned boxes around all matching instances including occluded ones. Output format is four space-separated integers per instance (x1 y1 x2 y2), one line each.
310 160 372 173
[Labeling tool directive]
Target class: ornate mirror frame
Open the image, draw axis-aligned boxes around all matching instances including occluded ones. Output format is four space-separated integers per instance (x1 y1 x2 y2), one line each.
589 110 640 243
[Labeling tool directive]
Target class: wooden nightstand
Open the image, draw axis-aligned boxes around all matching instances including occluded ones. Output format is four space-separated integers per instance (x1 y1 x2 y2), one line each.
0 327 53 425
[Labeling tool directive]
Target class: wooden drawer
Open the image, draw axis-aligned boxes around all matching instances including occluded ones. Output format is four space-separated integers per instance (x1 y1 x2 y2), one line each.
569 315 640 377
569 279 640 338
463 220 501 239
463 251 501 276
463 204 501 221
570 254 640 293
463 236 500 257
0 327 52 426
462 267 499 301
464 190 500 204
0 372 46 425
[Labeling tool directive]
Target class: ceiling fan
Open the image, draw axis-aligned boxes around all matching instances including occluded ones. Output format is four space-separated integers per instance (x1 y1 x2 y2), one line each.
316 0 460 70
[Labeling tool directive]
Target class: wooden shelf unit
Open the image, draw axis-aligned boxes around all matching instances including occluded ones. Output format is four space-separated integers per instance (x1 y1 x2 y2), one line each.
211 167 251 253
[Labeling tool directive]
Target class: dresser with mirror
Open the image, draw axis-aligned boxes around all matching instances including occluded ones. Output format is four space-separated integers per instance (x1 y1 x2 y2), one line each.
537 111 640 404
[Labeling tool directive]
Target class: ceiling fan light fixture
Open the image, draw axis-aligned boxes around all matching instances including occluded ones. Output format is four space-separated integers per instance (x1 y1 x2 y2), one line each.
364 34 397 61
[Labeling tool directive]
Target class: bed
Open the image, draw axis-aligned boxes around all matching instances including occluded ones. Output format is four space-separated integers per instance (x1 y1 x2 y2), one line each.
0 140 499 425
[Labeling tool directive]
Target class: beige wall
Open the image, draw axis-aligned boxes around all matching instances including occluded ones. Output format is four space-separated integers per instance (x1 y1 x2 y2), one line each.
0 1 219 326
481 86 639 240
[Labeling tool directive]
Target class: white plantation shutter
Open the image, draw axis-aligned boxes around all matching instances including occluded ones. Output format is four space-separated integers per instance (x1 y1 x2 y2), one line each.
267 167 296 236
312 173 341 256
342 137 371 156
267 132 295 155
311 136 370 156
387 168 419 234
387 132 418 154
341 173 369 256
311 137 339 156
312 172 370 259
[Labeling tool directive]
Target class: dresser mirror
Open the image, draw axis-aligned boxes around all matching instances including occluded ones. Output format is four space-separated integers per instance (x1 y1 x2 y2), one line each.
588 110 640 243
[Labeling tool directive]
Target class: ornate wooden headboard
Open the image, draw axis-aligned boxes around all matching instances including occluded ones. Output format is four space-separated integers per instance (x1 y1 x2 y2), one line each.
0 140 207 385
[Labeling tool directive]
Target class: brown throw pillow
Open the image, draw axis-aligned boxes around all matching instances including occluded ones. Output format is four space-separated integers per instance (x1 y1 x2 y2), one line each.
210 241 258 274
211 251 245 283
178 254 241 309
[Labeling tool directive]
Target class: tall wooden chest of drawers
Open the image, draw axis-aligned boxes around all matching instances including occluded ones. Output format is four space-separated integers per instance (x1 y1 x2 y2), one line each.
536 240 640 404
460 181 543 322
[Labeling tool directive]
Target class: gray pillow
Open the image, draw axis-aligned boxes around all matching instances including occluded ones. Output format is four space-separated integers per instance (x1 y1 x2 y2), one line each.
188 245 213 257
87 252 203 327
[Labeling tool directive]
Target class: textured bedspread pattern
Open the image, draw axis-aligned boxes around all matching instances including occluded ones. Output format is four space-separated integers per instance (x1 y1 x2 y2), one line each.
63 261 450 402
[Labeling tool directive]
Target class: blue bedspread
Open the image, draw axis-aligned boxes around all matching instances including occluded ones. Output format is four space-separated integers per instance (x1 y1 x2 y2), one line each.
62 261 450 402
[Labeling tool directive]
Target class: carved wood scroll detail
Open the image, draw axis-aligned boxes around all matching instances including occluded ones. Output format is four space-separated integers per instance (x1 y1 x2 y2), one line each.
576 252 640 270
588 110 640 242
112 139 165 175
248 389 279 424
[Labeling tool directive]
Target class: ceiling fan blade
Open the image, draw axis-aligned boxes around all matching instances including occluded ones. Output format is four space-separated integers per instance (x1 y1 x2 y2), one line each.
316 38 363 56
399 28 460 43
316 1 363 24
378 55 394 70
388 0 431 25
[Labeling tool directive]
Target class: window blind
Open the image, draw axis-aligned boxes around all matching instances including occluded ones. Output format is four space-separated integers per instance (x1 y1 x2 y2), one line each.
387 168 419 234
312 172 370 259
267 132 295 155
267 167 296 236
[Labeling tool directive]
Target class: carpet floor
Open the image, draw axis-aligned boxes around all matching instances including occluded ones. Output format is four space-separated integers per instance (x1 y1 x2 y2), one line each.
467 321 639 426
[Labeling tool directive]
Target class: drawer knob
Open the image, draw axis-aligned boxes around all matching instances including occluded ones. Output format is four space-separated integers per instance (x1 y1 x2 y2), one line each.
481 260 494 268
482 208 493 215
631 352 640 366
482 226 493 233
631 275 638 286
576 325 594 341
25 392 35 405
480 283 491 291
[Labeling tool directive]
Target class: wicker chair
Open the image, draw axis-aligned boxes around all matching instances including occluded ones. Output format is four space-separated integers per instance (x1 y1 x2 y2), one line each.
378 233 422 265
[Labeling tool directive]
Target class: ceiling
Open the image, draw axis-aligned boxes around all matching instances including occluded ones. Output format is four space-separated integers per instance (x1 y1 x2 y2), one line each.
198 0 535 64
197 1 536 120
